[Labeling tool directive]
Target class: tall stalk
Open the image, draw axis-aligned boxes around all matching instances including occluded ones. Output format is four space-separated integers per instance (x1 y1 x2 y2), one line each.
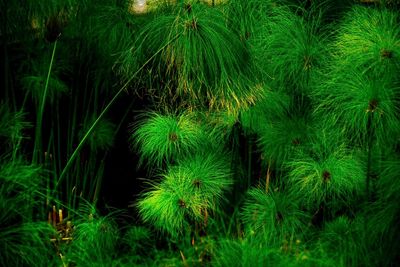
366 113 375 204
56 34 180 189
33 40 58 164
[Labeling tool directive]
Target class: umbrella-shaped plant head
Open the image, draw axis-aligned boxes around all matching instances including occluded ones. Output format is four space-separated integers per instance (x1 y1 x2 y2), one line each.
76 3 146 93
312 4 400 215
251 4 330 94
172 151 233 208
240 87 291 136
314 70 400 147
285 133 365 212
313 5 400 147
241 187 310 244
333 6 400 80
120 1 263 113
317 6 400 141
137 150 232 238
257 114 314 168
20 50 70 105
131 111 208 168
227 0 273 41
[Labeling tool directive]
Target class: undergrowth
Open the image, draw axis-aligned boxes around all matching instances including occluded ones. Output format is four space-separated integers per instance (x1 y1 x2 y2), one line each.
1 0 399 266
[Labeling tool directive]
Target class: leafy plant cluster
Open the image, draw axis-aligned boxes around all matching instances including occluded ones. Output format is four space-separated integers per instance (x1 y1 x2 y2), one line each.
1 0 400 266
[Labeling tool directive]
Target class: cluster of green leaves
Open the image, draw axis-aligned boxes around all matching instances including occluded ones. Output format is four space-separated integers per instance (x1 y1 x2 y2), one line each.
286 136 365 211
241 188 310 243
0 157 57 266
2 0 400 266
134 109 234 238
119 1 264 113
129 1 400 266
1 0 146 265
314 6 400 146
132 112 207 167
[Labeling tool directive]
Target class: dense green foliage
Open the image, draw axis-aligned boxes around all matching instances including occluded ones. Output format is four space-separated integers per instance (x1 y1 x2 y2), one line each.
1 0 399 266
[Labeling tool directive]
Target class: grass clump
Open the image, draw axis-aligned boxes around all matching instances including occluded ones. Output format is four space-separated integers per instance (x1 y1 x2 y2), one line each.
121 1 262 113
286 138 365 211
0 157 56 266
241 187 310 244
131 111 207 168
137 150 232 238
63 209 120 267
333 6 400 79
252 5 330 93
314 68 400 147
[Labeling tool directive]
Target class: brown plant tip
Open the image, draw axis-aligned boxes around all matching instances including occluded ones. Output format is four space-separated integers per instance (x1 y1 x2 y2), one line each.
303 55 312 71
381 49 393 59
292 138 301 146
322 170 331 182
169 132 178 142
45 16 64 43
368 99 379 112
241 31 251 41
178 199 187 208
276 211 283 224
185 3 192 14
193 179 201 189
185 18 198 30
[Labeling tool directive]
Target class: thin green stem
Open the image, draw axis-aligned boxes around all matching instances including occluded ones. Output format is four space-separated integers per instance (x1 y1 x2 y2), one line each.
366 114 374 204
364 112 375 234
33 40 58 164
56 34 181 188
247 137 253 188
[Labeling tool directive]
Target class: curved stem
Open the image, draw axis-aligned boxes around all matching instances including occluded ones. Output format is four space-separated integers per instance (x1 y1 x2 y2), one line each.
56 34 180 188
33 40 58 164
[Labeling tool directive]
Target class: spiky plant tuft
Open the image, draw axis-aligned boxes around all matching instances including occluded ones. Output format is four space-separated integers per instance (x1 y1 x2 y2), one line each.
195 109 239 141
172 151 233 206
137 150 232 237
240 87 291 136
136 179 198 237
213 236 332 267
366 155 400 265
333 6 400 79
121 2 262 113
286 136 365 211
227 0 273 41
85 4 141 58
314 69 400 146
213 238 275 267
131 111 207 167
0 157 45 211
241 187 310 244
251 5 329 93
0 222 57 267
65 212 120 267
257 114 314 167
123 225 152 251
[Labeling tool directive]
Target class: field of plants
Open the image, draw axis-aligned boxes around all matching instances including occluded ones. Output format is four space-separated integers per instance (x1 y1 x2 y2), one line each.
1 0 400 266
